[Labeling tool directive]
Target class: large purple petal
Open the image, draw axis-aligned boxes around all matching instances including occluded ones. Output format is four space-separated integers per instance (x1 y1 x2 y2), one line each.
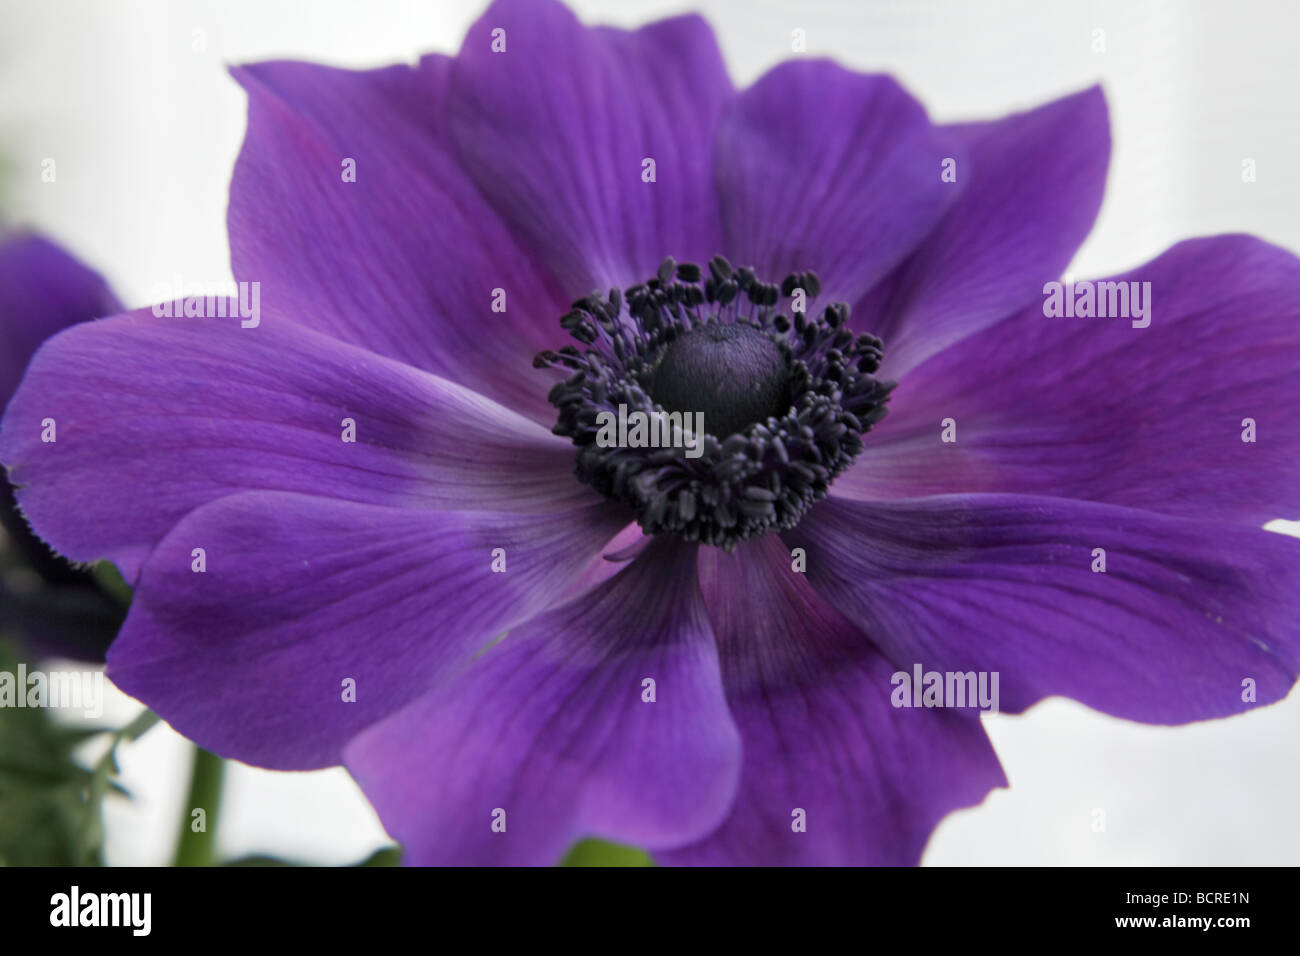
345 539 741 865
789 494 1300 725
0 311 591 580
839 236 1300 525
858 86 1109 378
659 536 1005 866
447 0 731 291
716 61 961 305
107 491 628 769
228 57 568 422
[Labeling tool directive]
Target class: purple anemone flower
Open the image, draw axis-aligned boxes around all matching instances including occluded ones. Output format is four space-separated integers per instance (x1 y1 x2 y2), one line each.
3 0 1300 865
0 234 125 661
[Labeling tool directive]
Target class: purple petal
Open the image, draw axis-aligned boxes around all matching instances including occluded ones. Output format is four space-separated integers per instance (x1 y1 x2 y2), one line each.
0 311 590 580
716 62 961 304
107 491 628 769
789 494 1300 724
0 234 125 662
344 539 741 865
659 535 1005 866
228 57 569 422
447 0 732 290
0 233 120 403
839 236 1300 524
858 86 1109 378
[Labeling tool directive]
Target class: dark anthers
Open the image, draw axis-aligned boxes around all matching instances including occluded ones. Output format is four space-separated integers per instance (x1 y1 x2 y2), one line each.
534 255 896 550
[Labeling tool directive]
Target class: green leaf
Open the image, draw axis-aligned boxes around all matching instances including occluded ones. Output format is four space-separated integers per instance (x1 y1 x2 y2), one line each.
355 846 403 866
91 560 133 607
0 636 159 865
0 638 101 864
224 854 296 867
560 838 654 867
222 846 403 867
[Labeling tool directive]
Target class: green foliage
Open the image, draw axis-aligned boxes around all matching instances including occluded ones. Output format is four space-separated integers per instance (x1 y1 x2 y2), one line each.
223 846 403 867
561 838 654 867
91 560 133 606
0 637 156 866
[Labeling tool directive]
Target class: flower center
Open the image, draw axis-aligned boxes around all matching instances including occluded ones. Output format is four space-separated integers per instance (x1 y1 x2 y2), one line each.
535 256 895 550
649 323 792 440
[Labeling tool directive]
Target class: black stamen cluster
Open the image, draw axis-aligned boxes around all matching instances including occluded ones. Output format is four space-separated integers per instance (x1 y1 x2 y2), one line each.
534 256 895 550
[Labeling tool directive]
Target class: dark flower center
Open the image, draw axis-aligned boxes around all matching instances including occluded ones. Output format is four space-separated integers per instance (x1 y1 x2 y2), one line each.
649 323 792 440
535 256 895 550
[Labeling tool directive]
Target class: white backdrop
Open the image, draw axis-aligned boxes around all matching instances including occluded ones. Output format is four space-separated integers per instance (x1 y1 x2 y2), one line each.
2 0 1298 865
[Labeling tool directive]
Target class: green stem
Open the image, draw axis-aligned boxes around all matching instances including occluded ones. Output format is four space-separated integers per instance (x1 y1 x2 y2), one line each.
172 746 224 866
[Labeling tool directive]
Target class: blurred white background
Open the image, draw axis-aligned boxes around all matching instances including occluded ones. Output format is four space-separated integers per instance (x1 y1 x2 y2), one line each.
3 0 1298 865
